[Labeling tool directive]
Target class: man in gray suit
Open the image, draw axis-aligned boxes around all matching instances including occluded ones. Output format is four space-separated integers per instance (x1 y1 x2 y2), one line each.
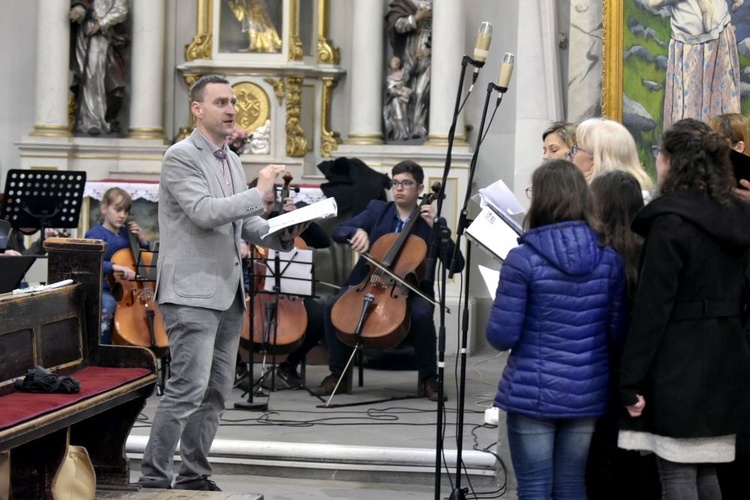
138 75 305 491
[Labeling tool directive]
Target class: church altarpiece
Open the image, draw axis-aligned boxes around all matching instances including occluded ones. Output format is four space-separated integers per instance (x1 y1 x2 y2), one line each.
177 0 344 179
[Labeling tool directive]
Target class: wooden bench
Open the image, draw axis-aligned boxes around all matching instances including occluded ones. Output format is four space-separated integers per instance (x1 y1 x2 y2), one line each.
0 238 157 499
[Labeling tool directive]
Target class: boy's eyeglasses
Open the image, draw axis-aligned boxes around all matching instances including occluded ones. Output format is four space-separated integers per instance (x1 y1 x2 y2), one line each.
390 180 416 189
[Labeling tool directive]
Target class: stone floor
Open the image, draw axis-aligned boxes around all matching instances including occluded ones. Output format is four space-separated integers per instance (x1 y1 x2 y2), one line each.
122 346 516 499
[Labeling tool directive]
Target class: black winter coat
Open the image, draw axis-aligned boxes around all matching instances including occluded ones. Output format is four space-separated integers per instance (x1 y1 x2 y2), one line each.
619 192 750 438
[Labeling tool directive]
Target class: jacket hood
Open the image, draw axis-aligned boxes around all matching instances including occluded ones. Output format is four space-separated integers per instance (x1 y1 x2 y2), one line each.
519 221 603 276
633 192 750 248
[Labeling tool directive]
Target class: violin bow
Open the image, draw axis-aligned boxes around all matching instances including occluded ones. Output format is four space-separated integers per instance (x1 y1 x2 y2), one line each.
357 251 450 313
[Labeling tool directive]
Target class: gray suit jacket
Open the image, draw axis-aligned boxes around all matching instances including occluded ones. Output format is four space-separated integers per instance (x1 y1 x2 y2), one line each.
156 128 288 311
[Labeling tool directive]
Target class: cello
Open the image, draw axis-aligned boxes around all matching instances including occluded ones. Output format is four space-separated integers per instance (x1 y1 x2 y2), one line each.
240 173 308 354
330 183 441 350
108 227 169 358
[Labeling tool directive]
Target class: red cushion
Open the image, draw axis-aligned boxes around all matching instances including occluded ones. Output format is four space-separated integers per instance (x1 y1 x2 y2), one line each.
0 366 151 430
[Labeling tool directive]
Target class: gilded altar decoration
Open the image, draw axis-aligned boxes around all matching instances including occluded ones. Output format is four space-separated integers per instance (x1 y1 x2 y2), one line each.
232 82 271 132
288 0 304 61
285 76 307 157
227 0 282 53
317 0 339 64
320 77 341 157
263 77 286 105
185 0 212 61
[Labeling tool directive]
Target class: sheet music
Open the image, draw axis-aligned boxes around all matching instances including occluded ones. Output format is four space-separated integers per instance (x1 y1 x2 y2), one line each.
478 179 526 215
478 265 500 300
466 206 522 261
263 197 338 238
263 248 314 296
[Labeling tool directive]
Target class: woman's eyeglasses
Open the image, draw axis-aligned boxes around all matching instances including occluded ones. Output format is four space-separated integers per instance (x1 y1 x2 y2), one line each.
390 180 416 189
565 143 590 160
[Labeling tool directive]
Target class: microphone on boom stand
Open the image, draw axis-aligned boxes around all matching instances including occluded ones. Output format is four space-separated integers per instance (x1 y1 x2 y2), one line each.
445 54 515 500
430 21 495 500
426 21 494 284
495 52 515 105
469 22 493 89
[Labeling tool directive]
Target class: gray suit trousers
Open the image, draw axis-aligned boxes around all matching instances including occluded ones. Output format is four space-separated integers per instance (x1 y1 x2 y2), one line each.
138 290 244 488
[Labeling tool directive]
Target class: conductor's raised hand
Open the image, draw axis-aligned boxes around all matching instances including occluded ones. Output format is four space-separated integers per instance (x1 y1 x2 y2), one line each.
257 164 286 197
349 229 370 254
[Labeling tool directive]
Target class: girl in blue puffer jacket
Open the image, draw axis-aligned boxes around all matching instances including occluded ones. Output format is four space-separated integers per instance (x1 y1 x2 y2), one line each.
487 159 628 499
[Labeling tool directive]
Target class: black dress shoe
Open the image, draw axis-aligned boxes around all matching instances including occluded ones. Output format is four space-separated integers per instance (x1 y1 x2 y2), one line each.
175 476 221 491
422 378 448 402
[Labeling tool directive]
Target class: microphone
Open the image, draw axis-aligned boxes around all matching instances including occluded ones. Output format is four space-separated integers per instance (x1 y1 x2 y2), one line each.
471 22 493 84
496 52 515 105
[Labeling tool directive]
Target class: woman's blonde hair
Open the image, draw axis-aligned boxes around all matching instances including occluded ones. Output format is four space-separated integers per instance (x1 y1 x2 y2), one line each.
575 118 653 191
708 113 750 156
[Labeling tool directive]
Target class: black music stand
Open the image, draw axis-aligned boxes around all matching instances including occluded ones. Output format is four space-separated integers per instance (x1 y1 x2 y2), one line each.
1 170 87 246
235 246 317 411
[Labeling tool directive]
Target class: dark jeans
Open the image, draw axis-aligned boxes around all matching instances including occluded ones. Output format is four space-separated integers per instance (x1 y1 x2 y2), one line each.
323 286 437 382
656 457 722 500
285 297 325 368
506 413 595 500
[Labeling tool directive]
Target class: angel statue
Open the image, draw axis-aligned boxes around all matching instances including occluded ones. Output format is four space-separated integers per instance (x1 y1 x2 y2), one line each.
227 0 282 53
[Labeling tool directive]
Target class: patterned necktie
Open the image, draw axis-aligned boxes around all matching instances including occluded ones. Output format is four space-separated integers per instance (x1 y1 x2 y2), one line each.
395 218 404 233
213 149 233 195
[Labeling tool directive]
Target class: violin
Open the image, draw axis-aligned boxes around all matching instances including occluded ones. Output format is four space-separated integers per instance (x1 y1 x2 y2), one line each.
107 224 169 358
330 183 441 350
240 173 308 354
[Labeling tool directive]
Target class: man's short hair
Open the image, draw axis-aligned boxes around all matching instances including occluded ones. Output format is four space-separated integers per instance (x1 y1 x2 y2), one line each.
391 160 424 184
190 75 230 103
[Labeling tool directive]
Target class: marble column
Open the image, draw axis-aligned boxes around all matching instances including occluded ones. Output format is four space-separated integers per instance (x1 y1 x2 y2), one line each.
425 0 467 145
344 0 384 145
31 0 71 137
127 0 166 140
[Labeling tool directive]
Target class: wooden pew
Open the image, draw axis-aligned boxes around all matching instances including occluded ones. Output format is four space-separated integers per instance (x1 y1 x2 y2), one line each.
0 238 157 499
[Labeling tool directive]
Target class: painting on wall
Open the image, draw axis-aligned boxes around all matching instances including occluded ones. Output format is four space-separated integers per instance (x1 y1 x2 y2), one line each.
603 0 750 177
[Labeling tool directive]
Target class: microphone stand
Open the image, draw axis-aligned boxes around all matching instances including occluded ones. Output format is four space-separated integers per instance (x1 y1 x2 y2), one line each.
430 54 485 500
447 82 503 500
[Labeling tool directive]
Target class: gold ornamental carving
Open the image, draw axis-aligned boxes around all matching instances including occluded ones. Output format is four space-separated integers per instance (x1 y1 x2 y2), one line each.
317 0 339 65
263 77 286 105
287 0 304 61
232 82 270 132
320 77 341 157
285 76 307 157
185 0 213 61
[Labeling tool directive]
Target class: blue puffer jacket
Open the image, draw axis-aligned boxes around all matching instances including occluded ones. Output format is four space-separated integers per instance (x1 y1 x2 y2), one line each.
486 221 627 419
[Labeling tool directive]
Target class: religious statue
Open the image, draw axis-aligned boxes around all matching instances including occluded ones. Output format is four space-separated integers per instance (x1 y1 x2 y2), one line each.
69 0 129 136
383 57 412 141
227 0 282 53
385 0 432 140
248 119 271 155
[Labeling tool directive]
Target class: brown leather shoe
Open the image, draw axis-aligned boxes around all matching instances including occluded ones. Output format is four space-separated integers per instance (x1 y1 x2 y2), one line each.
311 373 346 396
422 378 447 402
